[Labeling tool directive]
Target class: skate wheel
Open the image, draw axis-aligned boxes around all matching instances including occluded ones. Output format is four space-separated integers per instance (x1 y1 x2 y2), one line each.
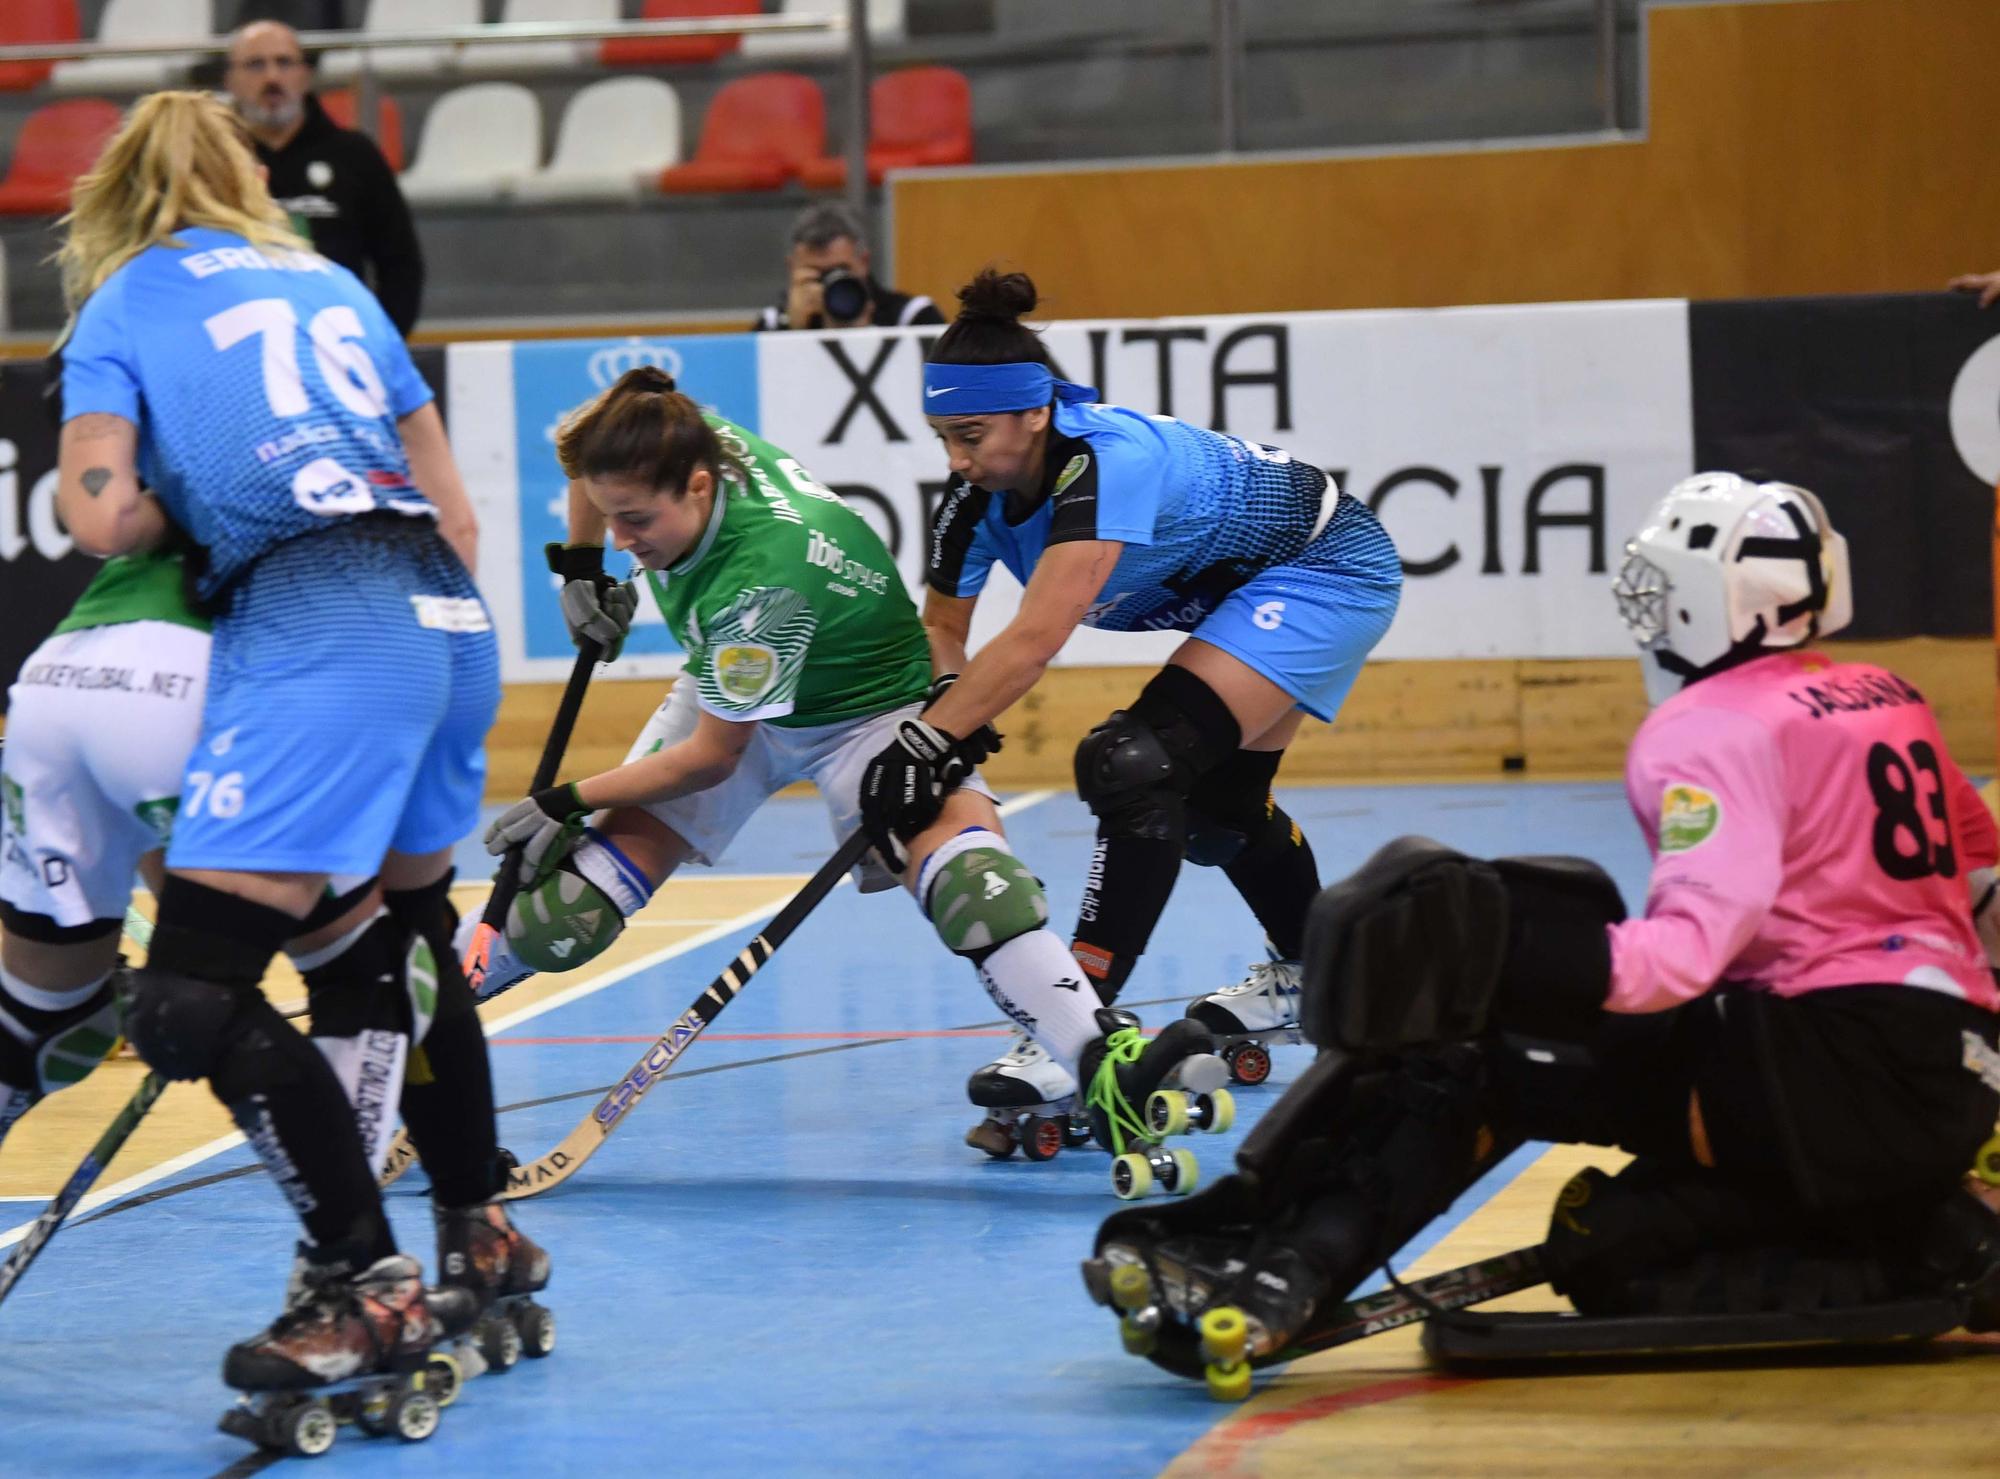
1111 1152 1155 1200
1020 1114 1065 1162
280 1400 337 1458
390 1388 441 1443
425 1351 465 1408
1147 1090 1191 1137
1062 1114 1094 1149
1199 1089 1236 1135
1107 1261 1153 1313
1976 1134 2000 1187
479 1313 523 1371
1227 1041 1272 1087
1205 1359 1252 1403
1165 1148 1200 1197
514 1301 557 1358
1199 1306 1250 1365
1119 1314 1158 1357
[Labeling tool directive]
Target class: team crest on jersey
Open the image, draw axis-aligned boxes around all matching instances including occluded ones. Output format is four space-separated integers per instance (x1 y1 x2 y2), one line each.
133 796 179 846
1 774 23 836
715 643 777 702
1053 454 1091 496
1658 783 1722 853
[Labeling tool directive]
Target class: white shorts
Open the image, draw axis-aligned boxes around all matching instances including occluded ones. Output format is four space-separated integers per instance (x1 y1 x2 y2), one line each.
626 682 996 894
1 621 210 931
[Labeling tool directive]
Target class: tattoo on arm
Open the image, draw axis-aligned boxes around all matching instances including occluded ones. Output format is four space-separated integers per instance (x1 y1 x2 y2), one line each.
80 467 112 498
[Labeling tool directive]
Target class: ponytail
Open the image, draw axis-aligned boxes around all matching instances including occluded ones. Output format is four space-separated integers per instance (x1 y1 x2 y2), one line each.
555 367 741 495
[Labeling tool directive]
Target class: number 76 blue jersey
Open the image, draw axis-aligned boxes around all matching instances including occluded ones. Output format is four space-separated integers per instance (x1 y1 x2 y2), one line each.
61 226 436 598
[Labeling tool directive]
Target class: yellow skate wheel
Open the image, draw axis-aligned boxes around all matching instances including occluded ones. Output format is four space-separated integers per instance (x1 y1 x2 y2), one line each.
1205 1359 1253 1402
424 1351 464 1407
1108 1261 1153 1312
1147 1090 1191 1136
1119 1315 1158 1357
1200 1306 1250 1365
1202 1090 1236 1134
1975 1133 2000 1187
1111 1152 1155 1199
1167 1148 1200 1196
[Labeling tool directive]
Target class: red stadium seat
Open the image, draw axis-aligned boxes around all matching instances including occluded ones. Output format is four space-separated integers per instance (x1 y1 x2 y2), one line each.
0 0 81 92
0 99 122 216
320 87 407 173
658 72 823 194
602 0 757 67
798 67 971 189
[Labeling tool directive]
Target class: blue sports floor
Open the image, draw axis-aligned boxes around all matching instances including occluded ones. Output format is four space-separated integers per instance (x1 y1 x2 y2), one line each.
0 782 1654 1478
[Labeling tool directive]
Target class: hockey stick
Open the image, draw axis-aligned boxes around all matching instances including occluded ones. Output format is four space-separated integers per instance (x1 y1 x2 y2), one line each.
378 638 602 1189
497 825 876 1200
0 905 164 1311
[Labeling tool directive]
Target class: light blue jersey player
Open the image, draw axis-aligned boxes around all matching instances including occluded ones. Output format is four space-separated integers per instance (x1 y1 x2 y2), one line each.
859 270 1402 1109
51 93 541 1432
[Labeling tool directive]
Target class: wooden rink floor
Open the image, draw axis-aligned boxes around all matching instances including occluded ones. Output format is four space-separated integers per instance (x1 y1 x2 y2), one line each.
2 780 1995 1477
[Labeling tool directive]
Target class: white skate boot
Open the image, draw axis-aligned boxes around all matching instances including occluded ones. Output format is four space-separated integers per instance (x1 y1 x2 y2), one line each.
1185 958 1303 1086
964 1030 1090 1163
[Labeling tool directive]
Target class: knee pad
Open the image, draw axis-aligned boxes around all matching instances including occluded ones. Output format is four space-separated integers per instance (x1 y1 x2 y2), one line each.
506 860 626 974
385 873 476 1033
1073 666 1242 846
0 968 121 1095
919 829 1048 959
1300 838 1623 1053
125 967 258 1081
1183 749 1282 868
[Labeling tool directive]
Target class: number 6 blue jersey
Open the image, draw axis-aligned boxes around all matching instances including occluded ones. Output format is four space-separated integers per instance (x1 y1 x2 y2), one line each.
61 226 436 598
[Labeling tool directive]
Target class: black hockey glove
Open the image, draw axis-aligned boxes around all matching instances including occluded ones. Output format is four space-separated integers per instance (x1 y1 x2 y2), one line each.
860 719 969 874
925 673 1004 767
486 783 589 886
547 542 637 663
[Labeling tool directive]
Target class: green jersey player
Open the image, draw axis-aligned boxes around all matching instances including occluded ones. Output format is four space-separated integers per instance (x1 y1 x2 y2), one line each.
475 366 1226 1178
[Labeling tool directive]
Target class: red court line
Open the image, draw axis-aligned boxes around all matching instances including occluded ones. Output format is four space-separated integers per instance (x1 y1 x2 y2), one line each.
1178 1374 1473 1478
488 1029 1018 1045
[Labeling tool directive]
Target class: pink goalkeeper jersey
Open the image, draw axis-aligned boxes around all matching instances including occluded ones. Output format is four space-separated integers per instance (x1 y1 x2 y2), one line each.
1607 651 1998 1015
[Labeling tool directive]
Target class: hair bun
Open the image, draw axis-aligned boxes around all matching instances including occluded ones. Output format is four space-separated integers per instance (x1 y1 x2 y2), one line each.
955 268 1038 325
617 365 678 395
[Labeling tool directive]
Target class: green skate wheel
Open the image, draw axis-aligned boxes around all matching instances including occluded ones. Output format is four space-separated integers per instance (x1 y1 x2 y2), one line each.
1111 1152 1155 1199
390 1388 441 1443
1201 1089 1236 1135
1205 1359 1252 1402
514 1301 557 1359
1107 1261 1153 1313
1976 1133 2000 1187
281 1400 337 1457
1166 1147 1200 1196
1119 1314 1158 1357
1147 1090 1191 1136
1200 1306 1250 1365
425 1351 464 1407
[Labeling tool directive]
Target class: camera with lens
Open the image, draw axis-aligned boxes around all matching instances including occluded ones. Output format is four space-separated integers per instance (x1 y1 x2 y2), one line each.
818 266 870 324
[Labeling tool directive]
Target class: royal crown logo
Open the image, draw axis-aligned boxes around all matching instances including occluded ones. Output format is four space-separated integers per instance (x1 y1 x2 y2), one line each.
588 338 685 390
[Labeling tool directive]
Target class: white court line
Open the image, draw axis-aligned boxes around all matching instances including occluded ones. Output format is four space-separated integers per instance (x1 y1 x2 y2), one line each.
0 791 1057 1251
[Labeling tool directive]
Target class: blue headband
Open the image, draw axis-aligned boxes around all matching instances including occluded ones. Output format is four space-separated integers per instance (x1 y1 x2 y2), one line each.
920 361 1098 416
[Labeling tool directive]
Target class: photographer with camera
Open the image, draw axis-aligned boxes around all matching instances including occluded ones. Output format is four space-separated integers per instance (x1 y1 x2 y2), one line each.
753 203 945 332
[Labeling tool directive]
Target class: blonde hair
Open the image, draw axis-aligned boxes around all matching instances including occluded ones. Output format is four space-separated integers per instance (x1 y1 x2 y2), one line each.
58 90 308 309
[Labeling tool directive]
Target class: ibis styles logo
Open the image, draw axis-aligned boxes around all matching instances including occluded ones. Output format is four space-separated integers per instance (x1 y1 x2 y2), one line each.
1658 783 1721 853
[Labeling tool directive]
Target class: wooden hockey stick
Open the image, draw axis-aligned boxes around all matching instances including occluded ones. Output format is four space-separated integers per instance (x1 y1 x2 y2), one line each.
497 826 875 1200
378 638 601 1189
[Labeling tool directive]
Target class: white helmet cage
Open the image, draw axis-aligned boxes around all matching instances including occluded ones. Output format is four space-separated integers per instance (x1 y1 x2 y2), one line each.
1612 473 1853 706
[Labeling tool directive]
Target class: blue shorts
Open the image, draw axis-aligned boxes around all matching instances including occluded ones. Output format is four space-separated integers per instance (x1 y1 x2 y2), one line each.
167 517 501 877
1191 495 1402 721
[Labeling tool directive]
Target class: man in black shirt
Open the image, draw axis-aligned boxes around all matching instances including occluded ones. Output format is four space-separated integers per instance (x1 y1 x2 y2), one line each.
225 21 425 336
753 203 945 332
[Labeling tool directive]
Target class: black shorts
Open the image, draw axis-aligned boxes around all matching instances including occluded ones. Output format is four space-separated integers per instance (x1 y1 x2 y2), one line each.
1494 984 2000 1211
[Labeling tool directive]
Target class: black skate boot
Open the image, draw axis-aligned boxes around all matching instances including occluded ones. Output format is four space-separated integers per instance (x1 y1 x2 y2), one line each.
220 1253 474 1455
1077 1008 1232 1199
436 1198 554 1379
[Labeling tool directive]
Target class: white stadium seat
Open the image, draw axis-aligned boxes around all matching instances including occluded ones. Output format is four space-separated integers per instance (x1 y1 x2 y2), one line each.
320 0 483 84
515 78 682 204
398 83 544 206
460 0 620 76
739 0 905 60
48 0 207 95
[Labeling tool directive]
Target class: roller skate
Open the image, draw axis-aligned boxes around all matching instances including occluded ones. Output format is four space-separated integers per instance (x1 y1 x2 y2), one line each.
436 1198 555 1384
1186 956 1303 1087
220 1253 474 1456
1077 1008 1233 1200
964 1030 1092 1162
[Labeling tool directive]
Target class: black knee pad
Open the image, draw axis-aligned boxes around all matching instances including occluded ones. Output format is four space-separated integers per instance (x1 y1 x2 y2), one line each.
1183 749 1282 868
207 992 334 1106
385 873 476 1032
1073 666 1241 844
301 910 417 1039
124 968 257 1081
1300 838 1623 1053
